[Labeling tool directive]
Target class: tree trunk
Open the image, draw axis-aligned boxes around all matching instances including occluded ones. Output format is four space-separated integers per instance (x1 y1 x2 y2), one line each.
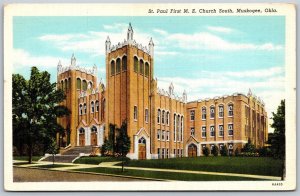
28 143 33 164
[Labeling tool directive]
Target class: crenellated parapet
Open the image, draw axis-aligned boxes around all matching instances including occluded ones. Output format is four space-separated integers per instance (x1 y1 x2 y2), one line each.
57 54 98 76
105 23 154 56
157 82 187 103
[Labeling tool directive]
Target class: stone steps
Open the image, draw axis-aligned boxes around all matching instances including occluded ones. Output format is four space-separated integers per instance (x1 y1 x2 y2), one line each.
42 155 78 163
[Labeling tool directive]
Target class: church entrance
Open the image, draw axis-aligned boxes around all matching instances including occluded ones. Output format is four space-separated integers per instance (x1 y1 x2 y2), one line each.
188 144 197 157
90 126 98 146
79 128 85 146
138 137 146 160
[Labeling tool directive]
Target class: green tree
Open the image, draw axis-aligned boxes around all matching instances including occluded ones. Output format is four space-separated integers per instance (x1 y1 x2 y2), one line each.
202 147 209 157
115 121 131 172
12 67 69 163
241 138 256 153
211 145 219 156
109 123 116 155
269 100 285 179
220 145 228 156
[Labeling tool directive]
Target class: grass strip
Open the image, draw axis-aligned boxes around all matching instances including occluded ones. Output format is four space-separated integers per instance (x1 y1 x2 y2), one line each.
73 167 264 181
74 156 129 165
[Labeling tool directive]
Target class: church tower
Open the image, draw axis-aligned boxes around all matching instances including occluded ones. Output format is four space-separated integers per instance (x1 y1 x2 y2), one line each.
105 23 154 159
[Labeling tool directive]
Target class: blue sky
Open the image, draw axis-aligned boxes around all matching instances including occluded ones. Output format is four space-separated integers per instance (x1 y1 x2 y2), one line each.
13 16 285 129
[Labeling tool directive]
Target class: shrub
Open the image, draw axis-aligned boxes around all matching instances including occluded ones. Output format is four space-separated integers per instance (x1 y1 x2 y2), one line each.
241 139 256 153
234 148 240 156
258 147 272 157
211 145 219 156
202 147 210 156
220 145 228 156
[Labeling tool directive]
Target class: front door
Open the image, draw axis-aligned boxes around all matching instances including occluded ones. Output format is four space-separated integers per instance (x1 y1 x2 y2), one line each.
188 144 197 157
91 132 97 146
79 134 85 146
138 144 146 160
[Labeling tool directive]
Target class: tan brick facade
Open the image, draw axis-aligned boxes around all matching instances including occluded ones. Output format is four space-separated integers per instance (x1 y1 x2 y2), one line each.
57 24 268 159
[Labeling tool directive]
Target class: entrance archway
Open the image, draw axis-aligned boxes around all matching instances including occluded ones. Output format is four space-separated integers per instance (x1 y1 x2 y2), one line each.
79 128 85 146
188 143 197 157
138 137 146 160
90 126 98 146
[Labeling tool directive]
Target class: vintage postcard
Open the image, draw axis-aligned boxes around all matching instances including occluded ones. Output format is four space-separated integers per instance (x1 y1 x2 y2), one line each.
4 3 296 191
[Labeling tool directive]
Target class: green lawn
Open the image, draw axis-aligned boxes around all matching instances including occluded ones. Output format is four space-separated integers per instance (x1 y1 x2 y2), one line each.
74 156 129 165
33 164 75 169
73 167 263 181
120 157 283 177
13 156 42 162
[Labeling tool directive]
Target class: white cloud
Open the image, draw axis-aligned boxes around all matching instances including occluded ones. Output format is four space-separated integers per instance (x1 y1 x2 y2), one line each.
206 26 234 34
103 23 128 31
12 48 70 69
153 28 168 36
167 32 283 51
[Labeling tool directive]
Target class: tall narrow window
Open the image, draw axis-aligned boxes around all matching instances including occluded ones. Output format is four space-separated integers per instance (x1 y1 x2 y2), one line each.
180 116 183 141
95 101 99 112
82 80 87 91
219 105 224 118
122 56 127 71
202 126 207 138
228 124 234 136
190 110 195 121
157 129 161 140
219 125 224 136
190 127 195 137
166 111 170 125
173 114 176 141
64 79 68 91
134 57 138 72
210 106 215 119
68 78 71 89
145 109 149 123
139 60 144 75
157 148 161 159
202 107 207 120
166 131 170 141
111 60 115 75
76 78 81 90
162 110 165 124
88 81 92 89
145 62 149 77
79 104 83 115
91 101 95 113
228 104 234 116
157 109 161 124
83 103 87 114
116 58 121 74
162 130 165 140
210 126 215 137
134 106 138 120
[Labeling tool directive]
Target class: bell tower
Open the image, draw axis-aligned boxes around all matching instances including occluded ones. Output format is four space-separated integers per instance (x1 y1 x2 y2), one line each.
105 23 154 159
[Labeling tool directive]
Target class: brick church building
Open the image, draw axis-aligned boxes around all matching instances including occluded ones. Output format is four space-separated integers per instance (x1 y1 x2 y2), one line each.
57 23 268 159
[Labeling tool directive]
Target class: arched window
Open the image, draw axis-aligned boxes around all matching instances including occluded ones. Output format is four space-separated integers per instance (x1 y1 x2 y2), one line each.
219 125 224 136
88 81 92 89
79 104 83 115
138 137 146 144
79 128 85 134
180 116 183 141
210 106 215 119
228 124 234 136
116 58 121 74
139 59 144 75
95 101 99 112
84 103 87 114
162 110 165 124
82 80 87 91
91 101 95 113
145 109 149 123
111 60 115 75
76 78 81 90
157 109 161 124
64 79 68 91
134 106 138 120
134 57 138 72
91 126 97 133
166 111 170 125
122 56 127 71
202 107 207 120
219 105 224 118
145 62 149 77
228 104 234 116
68 78 71 90
210 126 215 137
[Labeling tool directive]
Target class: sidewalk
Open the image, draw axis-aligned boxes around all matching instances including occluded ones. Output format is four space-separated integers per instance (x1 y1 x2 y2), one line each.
13 160 281 181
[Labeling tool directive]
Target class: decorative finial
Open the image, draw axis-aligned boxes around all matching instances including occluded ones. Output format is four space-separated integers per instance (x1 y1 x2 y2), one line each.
71 53 76 66
105 36 111 54
127 22 134 42
148 37 154 56
247 88 252 97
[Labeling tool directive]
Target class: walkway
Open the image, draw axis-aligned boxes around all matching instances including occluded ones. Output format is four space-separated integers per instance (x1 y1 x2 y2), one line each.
13 160 281 181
